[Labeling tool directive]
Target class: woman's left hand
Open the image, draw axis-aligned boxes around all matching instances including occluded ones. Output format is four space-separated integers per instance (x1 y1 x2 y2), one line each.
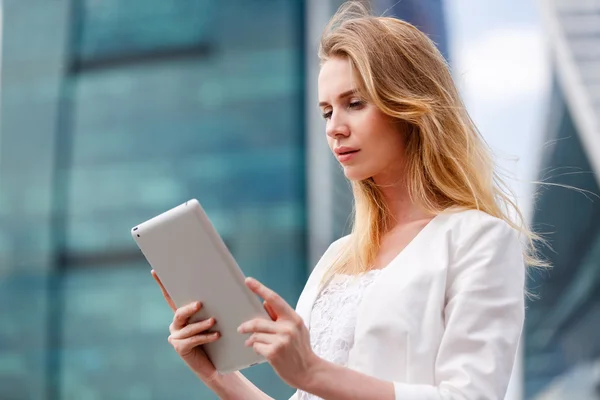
238 277 320 390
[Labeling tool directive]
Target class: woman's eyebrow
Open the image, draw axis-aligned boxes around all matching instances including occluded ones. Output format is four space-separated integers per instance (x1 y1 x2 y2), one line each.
318 89 358 107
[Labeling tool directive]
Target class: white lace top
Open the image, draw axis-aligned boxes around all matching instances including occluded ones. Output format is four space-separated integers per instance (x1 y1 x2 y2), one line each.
297 269 383 400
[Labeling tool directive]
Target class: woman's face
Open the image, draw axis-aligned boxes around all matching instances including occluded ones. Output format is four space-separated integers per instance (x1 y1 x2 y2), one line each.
318 57 407 183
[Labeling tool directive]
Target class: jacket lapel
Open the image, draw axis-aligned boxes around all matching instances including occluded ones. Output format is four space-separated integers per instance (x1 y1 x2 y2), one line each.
294 236 350 328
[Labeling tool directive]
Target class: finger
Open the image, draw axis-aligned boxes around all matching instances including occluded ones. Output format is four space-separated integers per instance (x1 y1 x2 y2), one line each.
171 317 216 340
245 332 276 347
245 278 295 317
263 301 278 321
238 317 279 334
172 301 202 330
170 332 220 354
251 342 272 359
151 270 176 312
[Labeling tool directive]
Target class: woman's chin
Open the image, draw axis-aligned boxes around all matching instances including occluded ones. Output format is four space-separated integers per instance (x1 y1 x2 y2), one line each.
342 167 370 182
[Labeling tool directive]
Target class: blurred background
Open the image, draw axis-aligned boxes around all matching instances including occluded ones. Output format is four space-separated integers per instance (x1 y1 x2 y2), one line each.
0 0 598 399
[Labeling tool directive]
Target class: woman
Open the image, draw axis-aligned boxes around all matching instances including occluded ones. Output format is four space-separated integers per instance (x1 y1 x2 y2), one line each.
152 2 543 399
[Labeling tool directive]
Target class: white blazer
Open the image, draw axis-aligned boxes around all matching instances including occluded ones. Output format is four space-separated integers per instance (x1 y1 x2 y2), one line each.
290 209 525 400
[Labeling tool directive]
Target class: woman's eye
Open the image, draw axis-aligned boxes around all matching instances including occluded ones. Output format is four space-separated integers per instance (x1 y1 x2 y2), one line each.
321 101 363 119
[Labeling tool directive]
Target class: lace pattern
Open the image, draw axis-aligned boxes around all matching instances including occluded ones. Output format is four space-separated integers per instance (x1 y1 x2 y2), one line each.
297 270 382 400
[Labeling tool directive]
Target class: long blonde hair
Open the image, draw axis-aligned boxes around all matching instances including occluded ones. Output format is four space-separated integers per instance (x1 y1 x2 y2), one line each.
320 1 547 280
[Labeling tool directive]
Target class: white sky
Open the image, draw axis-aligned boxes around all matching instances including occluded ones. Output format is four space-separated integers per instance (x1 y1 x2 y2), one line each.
445 0 552 220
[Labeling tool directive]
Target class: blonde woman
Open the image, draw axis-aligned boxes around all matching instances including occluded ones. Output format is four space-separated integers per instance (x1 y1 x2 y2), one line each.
153 2 540 399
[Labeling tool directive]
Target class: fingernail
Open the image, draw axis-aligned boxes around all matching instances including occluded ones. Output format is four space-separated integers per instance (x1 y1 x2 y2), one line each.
237 325 244 333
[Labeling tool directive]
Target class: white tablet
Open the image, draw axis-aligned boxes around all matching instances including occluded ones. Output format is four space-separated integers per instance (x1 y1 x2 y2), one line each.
131 199 269 373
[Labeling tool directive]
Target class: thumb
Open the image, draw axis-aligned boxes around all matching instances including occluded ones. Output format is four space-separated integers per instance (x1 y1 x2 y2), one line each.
151 270 176 312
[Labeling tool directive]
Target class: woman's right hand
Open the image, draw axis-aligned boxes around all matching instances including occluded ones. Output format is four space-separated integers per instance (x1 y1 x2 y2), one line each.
151 270 222 384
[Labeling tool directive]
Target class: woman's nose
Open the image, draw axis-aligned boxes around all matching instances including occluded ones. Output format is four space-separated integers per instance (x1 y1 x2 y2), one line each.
325 113 350 139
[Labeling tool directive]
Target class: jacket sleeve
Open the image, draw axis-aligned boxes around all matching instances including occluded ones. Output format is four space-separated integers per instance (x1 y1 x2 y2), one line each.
393 215 526 400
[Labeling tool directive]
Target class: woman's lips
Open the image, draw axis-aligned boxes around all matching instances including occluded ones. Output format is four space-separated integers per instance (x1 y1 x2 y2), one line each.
337 150 359 163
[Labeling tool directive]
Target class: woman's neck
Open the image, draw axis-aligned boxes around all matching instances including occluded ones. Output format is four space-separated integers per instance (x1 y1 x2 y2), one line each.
374 176 432 227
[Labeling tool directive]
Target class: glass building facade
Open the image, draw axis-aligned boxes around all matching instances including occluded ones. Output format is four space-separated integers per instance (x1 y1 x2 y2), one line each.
525 1 600 398
0 1 306 399
524 78 600 399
